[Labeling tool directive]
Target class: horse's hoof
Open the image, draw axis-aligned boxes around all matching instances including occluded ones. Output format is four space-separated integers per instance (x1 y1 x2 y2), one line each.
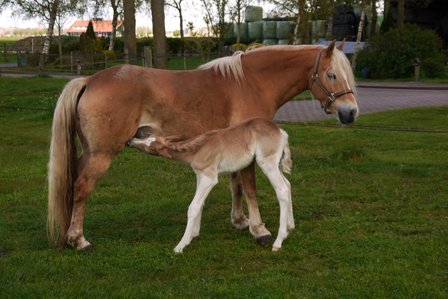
272 246 281 252
256 234 272 247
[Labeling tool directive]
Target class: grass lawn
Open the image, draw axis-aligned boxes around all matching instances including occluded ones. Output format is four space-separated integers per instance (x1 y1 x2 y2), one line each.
0 77 447 298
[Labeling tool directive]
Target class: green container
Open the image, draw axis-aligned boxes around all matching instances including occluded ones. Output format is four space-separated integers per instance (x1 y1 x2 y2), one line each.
278 39 290 45
276 21 292 39
233 23 248 40
245 6 263 22
263 39 278 45
248 21 263 40
263 21 277 39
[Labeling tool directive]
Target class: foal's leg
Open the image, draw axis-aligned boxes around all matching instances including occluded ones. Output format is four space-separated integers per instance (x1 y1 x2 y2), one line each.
240 162 272 245
66 152 113 250
257 158 294 251
174 172 218 253
230 172 249 230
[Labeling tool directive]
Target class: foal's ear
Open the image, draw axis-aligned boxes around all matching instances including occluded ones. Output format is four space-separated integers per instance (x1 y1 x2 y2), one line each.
325 40 336 57
337 38 346 51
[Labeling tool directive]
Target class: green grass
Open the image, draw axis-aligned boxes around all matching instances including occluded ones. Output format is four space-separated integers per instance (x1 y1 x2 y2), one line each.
0 77 447 298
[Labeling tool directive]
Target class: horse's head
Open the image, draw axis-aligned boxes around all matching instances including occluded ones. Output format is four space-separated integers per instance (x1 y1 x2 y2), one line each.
309 41 359 124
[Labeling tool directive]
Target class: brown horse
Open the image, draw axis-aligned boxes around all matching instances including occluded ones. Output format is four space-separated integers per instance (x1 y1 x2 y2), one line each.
47 41 358 250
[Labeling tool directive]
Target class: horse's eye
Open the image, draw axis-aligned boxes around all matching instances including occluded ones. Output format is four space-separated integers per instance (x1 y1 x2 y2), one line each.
327 73 336 80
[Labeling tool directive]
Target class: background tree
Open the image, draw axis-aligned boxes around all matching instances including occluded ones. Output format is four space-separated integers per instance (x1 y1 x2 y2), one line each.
269 0 308 44
123 0 137 64
166 0 186 68
201 0 231 55
166 0 185 46
397 0 404 31
369 0 377 37
351 0 366 70
151 0 168 68
3 0 83 68
230 0 252 49
93 0 123 51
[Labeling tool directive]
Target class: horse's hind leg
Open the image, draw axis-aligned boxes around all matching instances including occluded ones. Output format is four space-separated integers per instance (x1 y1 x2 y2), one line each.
240 162 272 245
257 158 294 251
230 172 249 230
66 152 113 250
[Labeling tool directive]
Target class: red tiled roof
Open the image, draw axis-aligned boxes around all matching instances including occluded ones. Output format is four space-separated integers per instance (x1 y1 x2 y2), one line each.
67 19 122 33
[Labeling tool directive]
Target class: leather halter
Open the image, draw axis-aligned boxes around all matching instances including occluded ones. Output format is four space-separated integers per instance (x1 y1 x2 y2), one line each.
309 49 355 114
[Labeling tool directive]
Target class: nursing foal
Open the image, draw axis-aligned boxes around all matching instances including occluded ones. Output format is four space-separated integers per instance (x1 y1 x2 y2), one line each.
128 118 294 253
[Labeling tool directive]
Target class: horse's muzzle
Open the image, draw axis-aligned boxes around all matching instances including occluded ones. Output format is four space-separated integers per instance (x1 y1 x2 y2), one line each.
338 108 358 124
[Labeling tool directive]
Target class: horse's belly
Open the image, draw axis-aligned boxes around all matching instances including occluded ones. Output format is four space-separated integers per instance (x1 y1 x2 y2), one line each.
218 151 254 173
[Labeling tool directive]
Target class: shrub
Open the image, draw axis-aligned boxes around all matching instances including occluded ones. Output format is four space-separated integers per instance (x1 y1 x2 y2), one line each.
230 43 247 53
357 24 445 78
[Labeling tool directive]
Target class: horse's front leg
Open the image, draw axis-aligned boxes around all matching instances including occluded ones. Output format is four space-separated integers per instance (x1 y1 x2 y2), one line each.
230 172 249 230
174 172 218 253
240 162 272 246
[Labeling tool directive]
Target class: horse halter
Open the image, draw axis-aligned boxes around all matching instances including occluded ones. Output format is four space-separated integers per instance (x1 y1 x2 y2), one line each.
309 49 355 114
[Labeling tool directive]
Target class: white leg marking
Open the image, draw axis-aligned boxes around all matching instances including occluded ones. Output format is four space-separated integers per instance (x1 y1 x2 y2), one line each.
258 158 293 251
174 172 218 253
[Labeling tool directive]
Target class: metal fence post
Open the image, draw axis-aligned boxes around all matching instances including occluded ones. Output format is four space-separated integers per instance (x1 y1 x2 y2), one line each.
70 52 74 72
144 46 152 68
3 43 7 62
77 58 81 75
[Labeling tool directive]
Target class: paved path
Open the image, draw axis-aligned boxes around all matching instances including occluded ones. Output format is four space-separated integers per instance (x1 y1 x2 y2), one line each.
275 82 448 123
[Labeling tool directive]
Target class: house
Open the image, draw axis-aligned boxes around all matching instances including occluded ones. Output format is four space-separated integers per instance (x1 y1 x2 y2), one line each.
66 18 123 38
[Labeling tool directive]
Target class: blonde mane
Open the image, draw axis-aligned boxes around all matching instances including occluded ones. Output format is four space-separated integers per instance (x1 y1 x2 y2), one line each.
197 51 245 83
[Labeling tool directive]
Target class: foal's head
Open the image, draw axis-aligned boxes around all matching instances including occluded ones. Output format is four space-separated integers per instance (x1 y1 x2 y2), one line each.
309 41 359 124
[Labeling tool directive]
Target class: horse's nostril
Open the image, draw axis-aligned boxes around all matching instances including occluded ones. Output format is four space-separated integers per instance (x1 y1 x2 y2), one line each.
339 108 357 124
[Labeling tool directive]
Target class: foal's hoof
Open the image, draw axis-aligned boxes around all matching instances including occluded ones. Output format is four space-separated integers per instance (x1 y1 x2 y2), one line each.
256 234 272 247
79 244 94 253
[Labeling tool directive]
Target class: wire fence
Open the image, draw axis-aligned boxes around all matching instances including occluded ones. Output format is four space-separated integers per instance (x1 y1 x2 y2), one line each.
1 43 232 75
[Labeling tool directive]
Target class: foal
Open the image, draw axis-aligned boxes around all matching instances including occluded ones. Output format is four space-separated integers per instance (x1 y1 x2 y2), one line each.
128 118 295 253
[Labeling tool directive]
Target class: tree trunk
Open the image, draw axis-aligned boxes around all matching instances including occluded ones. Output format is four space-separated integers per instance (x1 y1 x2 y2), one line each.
370 0 377 37
293 0 306 45
124 0 137 64
351 2 366 71
151 0 168 69
39 1 58 70
236 0 241 48
109 0 119 51
397 0 405 31
325 0 333 40
57 14 62 64
179 6 186 69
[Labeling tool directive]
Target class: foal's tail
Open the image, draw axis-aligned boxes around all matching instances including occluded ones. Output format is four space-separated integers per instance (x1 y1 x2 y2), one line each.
47 77 86 247
279 129 292 174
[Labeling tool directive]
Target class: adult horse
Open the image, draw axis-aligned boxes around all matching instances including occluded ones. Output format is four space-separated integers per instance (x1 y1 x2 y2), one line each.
48 41 358 250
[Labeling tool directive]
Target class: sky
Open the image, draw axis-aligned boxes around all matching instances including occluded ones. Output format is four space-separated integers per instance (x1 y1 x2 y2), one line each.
0 8 191 31
0 2 270 32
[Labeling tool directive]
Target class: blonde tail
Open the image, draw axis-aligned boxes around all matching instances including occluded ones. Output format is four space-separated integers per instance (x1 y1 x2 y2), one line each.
279 129 292 174
47 78 86 247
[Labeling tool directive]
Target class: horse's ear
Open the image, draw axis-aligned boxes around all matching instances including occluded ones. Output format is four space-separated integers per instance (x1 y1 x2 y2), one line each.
337 39 346 51
325 40 336 57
